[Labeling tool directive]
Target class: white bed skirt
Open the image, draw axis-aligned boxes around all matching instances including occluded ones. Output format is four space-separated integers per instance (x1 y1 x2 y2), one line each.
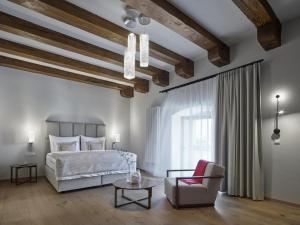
45 165 127 192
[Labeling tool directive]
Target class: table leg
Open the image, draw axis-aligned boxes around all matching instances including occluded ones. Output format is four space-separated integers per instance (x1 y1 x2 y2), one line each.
114 187 118 208
148 188 152 209
16 168 19 185
115 187 153 209
29 167 32 182
35 166 37 183
10 167 13 183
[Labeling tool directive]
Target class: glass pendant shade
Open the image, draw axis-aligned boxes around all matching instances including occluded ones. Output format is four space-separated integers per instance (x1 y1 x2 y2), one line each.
124 49 135 80
139 33 149 67
127 33 136 54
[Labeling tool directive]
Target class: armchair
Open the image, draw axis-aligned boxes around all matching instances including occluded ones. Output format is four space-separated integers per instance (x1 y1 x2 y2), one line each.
164 162 225 209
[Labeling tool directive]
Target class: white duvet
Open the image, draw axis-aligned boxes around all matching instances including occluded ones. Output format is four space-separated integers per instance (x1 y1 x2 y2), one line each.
46 150 137 181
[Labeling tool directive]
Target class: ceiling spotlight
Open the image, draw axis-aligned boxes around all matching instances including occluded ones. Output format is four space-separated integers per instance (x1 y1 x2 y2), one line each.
124 17 137 28
125 6 139 19
138 14 151 26
124 6 139 28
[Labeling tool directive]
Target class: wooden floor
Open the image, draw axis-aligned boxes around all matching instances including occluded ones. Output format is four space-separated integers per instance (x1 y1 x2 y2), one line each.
0 177 299 225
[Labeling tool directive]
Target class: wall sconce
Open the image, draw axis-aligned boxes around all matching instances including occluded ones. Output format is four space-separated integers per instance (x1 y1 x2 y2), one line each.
28 130 35 144
112 133 120 149
271 95 284 145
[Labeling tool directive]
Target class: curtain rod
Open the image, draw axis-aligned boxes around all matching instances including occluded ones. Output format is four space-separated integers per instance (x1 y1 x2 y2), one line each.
159 59 264 93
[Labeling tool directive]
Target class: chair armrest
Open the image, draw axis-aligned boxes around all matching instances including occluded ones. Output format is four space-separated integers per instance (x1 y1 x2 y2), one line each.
175 175 224 185
173 175 224 209
166 169 195 177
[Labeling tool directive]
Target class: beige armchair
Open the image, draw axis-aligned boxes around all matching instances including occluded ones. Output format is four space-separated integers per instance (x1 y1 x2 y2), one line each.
164 162 225 209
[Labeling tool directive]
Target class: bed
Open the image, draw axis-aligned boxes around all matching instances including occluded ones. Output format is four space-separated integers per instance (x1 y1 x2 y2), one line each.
45 120 136 192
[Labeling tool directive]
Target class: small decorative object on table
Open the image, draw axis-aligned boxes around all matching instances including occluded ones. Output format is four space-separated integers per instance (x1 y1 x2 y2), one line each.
117 150 137 183
130 169 142 184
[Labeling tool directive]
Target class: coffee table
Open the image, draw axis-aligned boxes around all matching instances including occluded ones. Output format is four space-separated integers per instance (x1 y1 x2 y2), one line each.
113 178 157 209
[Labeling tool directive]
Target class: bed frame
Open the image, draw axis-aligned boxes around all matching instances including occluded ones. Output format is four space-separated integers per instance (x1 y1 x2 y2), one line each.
45 120 128 192
46 120 106 138
45 165 127 192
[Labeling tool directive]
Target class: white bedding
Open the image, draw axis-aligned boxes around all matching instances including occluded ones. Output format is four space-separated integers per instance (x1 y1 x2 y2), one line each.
46 150 136 181
46 154 56 170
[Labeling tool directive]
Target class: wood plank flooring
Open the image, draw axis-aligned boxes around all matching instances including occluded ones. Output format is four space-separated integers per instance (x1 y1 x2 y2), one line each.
0 177 299 225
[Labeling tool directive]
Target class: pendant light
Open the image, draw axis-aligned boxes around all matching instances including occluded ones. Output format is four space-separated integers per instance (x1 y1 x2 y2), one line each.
124 33 136 80
140 33 149 67
138 14 150 67
123 10 151 79
127 33 136 54
124 48 135 80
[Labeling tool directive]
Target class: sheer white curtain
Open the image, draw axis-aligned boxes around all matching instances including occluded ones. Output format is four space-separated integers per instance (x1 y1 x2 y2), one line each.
153 78 218 177
143 107 160 174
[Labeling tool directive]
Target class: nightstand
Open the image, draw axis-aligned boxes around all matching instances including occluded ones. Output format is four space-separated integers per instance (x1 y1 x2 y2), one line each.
10 163 37 185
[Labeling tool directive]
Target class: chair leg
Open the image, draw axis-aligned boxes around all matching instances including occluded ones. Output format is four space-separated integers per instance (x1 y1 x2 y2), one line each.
175 185 179 209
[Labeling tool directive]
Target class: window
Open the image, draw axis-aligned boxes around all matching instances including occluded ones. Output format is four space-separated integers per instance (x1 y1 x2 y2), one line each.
171 106 214 169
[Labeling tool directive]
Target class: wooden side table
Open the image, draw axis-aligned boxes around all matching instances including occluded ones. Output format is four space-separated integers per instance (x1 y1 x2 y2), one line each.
10 163 37 185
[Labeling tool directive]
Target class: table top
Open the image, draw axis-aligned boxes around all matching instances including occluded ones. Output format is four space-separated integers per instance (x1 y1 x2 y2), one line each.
113 178 157 190
10 163 37 168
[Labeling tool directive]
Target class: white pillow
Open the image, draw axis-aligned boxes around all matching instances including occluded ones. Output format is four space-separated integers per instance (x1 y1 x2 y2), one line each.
49 135 80 152
58 142 77 152
88 142 104 151
80 136 105 151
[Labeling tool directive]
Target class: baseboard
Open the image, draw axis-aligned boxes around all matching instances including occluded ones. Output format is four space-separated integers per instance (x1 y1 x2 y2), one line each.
0 175 45 183
219 192 299 207
265 197 300 207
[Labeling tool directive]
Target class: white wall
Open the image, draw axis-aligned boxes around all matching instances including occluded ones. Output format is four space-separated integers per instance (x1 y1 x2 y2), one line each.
130 17 300 204
262 114 300 204
0 67 131 180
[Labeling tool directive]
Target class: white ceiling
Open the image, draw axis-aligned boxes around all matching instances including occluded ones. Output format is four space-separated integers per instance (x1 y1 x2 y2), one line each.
169 0 300 45
0 0 300 76
169 0 255 45
269 0 300 22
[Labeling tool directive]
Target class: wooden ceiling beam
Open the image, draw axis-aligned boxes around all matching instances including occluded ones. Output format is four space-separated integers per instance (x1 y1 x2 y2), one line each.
232 0 281 50
9 0 194 79
123 0 230 67
0 55 134 98
0 38 149 93
0 12 169 87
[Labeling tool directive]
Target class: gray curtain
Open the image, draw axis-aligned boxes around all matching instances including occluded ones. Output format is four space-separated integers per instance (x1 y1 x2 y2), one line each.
215 62 264 200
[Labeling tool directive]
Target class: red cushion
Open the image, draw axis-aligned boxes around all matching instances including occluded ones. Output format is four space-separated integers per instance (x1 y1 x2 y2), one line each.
180 160 210 185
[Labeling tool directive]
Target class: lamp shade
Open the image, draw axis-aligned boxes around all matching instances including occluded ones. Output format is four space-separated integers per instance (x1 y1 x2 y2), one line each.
28 130 35 143
127 33 136 54
112 133 120 143
140 33 149 67
124 49 135 79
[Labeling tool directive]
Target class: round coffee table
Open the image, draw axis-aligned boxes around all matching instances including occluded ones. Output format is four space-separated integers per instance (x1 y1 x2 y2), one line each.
113 177 157 209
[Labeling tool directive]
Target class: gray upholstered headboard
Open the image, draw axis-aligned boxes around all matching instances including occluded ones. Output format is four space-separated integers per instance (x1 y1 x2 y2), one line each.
46 120 106 137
